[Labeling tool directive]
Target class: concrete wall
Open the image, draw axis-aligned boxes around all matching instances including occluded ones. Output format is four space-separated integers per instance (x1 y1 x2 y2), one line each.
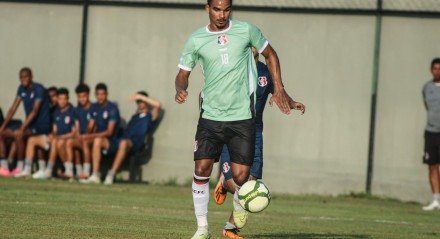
1 2 439 202
0 3 82 118
373 16 440 202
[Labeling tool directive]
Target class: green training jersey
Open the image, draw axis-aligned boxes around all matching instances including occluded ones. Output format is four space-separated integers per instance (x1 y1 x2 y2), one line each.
178 19 268 121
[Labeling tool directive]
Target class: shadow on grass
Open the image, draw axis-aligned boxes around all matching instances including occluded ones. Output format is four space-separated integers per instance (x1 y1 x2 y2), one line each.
250 233 371 239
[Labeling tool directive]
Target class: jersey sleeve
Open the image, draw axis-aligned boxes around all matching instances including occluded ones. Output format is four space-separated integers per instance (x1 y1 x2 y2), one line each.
109 105 120 122
16 86 23 99
178 36 197 71
33 85 44 102
248 23 269 54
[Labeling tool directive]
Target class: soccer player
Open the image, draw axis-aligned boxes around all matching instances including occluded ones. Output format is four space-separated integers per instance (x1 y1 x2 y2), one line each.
47 86 58 113
30 88 76 179
80 83 121 184
174 1 295 238
0 67 51 177
422 58 440 210
102 91 161 185
213 48 305 238
65 83 94 179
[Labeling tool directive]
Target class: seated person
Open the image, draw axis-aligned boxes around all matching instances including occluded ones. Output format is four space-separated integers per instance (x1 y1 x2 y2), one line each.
103 91 161 185
0 67 51 177
29 88 76 179
65 83 94 179
80 83 120 183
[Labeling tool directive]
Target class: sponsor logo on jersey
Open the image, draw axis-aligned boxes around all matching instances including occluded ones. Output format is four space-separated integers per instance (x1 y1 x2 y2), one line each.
87 113 91 120
258 76 268 87
65 116 70 124
194 140 198 152
103 111 108 119
30 92 34 99
425 152 430 160
21 92 26 97
222 162 230 173
217 34 228 46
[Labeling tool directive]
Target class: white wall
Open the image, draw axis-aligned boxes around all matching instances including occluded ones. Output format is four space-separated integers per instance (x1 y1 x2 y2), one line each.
0 3 82 118
373 16 440 203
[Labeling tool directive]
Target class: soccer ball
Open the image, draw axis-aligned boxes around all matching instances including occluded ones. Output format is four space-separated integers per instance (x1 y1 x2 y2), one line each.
238 180 271 213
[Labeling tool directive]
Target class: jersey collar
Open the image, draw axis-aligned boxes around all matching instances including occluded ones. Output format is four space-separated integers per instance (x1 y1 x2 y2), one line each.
205 20 232 34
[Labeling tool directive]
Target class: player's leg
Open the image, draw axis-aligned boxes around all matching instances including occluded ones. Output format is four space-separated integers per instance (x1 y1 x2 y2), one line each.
74 150 82 178
67 138 82 178
225 119 255 230
13 129 33 170
16 135 47 177
191 118 224 239
0 129 20 173
422 131 440 210
41 138 58 179
0 136 10 176
249 128 263 181
214 145 233 205
81 137 109 184
104 139 132 185
36 148 47 178
57 139 73 178
81 138 93 178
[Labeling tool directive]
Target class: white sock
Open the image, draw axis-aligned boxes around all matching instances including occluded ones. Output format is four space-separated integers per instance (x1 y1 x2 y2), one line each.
433 193 440 201
45 161 54 174
38 159 46 172
83 163 91 176
233 188 245 212
75 164 83 177
224 222 236 230
92 172 100 178
23 159 32 173
192 174 210 229
64 162 73 175
16 160 24 170
107 170 115 178
0 159 8 169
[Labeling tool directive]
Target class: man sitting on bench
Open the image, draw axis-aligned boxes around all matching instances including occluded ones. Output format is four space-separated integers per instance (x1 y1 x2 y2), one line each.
103 91 161 185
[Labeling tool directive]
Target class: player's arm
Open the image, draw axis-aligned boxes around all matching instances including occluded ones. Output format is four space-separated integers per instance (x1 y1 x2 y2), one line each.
175 69 191 104
129 94 162 121
58 127 77 140
0 97 21 132
84 122 116 139
261 44 291 115
19 100 42 132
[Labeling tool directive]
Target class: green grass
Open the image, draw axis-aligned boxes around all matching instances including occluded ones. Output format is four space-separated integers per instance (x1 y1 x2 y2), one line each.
0 178 439 239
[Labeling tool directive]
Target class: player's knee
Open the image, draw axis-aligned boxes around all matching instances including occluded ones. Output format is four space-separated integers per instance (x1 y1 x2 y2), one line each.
56 140 65 149
232 170 249 186
66 139 73 148
194 165 211 178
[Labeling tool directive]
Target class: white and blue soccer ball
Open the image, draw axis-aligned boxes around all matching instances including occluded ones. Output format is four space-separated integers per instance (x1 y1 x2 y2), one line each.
238 180 271 213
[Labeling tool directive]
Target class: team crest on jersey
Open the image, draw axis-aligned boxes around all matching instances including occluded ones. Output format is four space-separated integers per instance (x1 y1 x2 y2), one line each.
103 111 108 119
65 116 70 124
21 92 26 97
193 141 198 152
217 34 228 45
30 92 34 99
87 113 91 120
222 162 230 173
258 76 268 87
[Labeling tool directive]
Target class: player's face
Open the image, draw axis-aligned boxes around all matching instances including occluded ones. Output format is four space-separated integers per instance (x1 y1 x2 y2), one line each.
95 89 107 105
19 71 32 88
137 101 148 111
206 0 231 30
48 91 58 106
76 92 89 107
432 63 440 80
57 94 69 109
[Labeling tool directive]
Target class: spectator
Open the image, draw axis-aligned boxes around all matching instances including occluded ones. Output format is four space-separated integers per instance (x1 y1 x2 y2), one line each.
0 67 51 177
103 91 161 185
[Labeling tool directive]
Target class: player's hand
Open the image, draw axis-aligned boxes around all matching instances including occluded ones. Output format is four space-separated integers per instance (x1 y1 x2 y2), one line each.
289 97 305 115
128 94 143 102
175 89 188 104
269 88 291 115
14 128 25 139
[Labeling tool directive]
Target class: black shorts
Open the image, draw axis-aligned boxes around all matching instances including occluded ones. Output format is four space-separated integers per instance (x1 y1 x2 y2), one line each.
194 118 255 166
424 131 440 165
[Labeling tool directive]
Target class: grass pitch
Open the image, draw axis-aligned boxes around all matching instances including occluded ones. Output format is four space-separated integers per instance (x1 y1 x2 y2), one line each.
0 178 439 239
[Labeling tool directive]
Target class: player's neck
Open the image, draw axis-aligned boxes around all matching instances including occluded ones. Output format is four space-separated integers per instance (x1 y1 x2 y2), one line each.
434 78 440 83
60 104 70 112
208 21 230 32
81 102 91 109
98 100 108 107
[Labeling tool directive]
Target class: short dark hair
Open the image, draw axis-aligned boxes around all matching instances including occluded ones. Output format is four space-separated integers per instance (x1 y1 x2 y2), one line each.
19 67 32 76
207 0 232 6
75 83 90 94
57 87 69 97
137 91 149 97
47 86 58 93
95 83 107 92
432 58 440 68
